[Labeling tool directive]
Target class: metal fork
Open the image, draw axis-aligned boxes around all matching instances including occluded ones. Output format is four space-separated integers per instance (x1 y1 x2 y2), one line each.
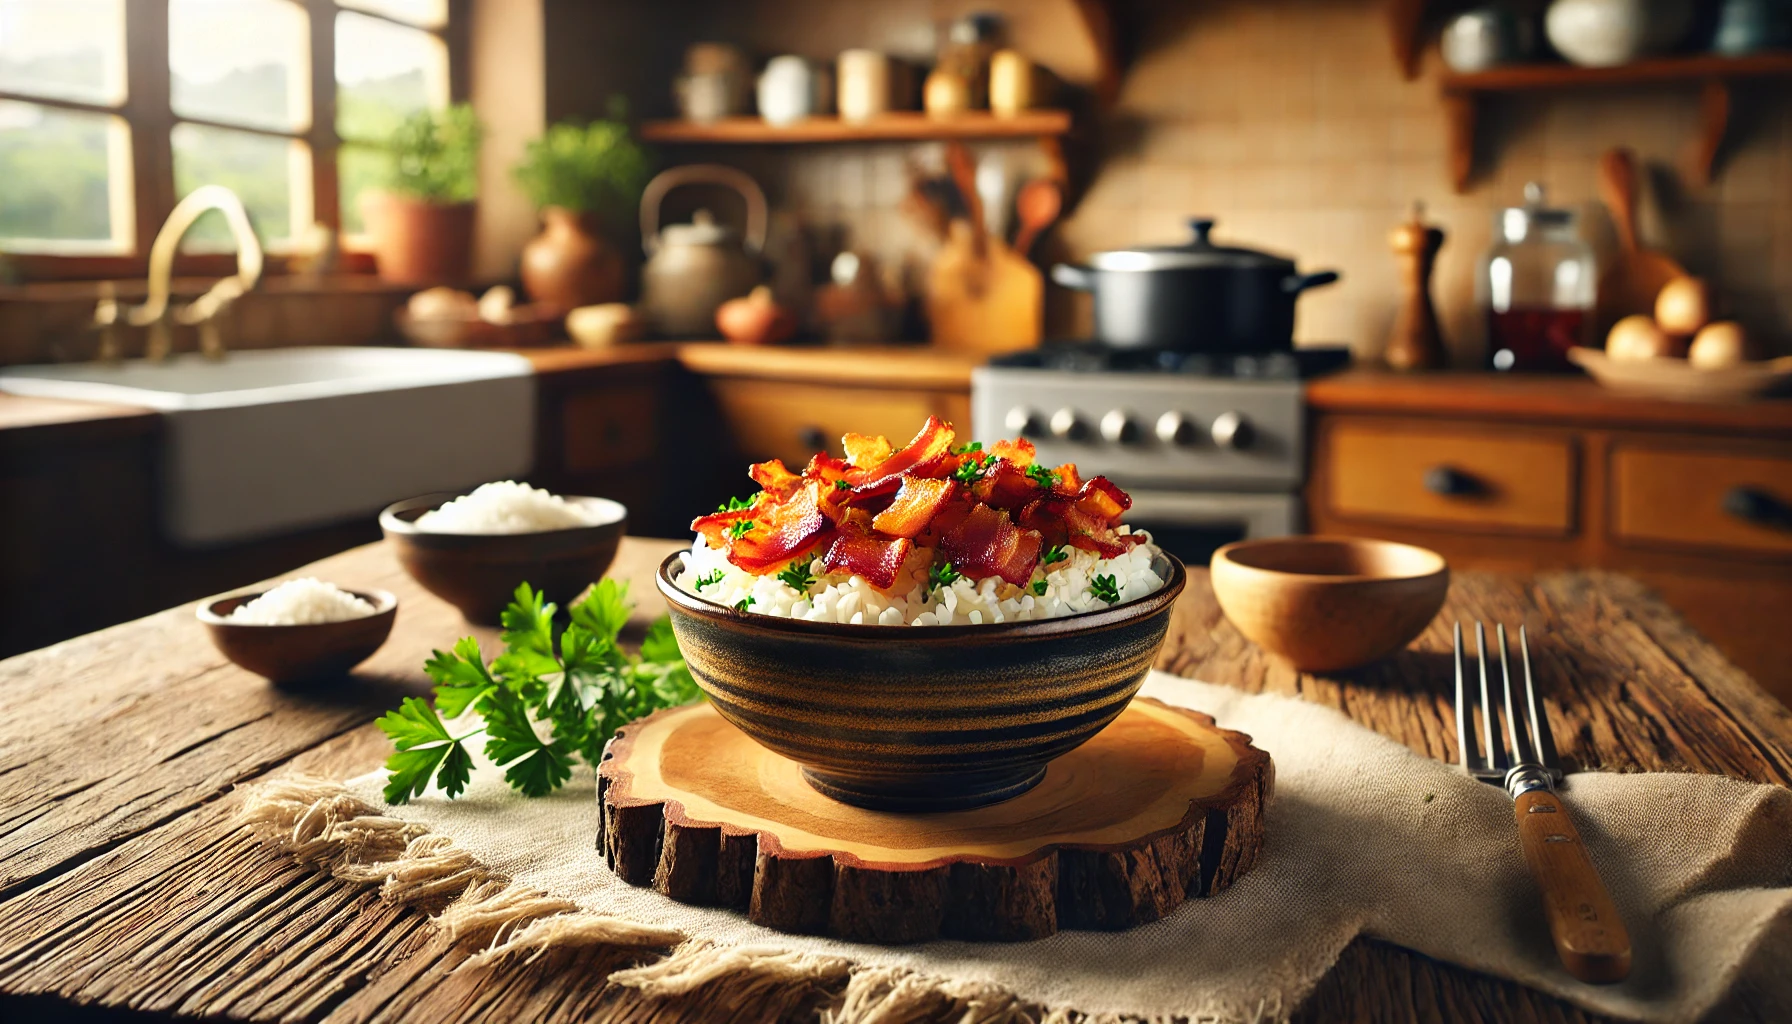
1454 622 1632 984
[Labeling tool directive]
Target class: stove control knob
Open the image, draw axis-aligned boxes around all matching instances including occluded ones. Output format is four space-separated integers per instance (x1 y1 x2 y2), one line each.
1048 407 1086 441
1155 411 1197 446
1099 410 1137 444
1210 411 1256 450
1004 406 1039 436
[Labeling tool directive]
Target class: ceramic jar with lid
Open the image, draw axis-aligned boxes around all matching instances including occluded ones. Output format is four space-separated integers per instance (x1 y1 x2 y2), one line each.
757 55 826 126
1544 0 1693 67
837 49 891 122
1478 183 1597 371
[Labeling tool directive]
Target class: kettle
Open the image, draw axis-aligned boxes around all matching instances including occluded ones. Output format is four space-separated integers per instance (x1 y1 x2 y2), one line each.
639 164 768 337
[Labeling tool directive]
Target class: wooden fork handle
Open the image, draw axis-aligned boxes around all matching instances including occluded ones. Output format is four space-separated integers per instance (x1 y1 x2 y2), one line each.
1514 789 1632 984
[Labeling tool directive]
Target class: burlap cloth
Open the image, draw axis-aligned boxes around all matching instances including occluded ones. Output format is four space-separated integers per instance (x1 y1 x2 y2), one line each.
250 672 1792 1022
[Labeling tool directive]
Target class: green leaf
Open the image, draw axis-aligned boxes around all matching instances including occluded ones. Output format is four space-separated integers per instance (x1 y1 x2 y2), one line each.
481 689 574 798
641 615 682 663
494 583 561 681
377 698 472 803
425 636 496 718
570 578 631 644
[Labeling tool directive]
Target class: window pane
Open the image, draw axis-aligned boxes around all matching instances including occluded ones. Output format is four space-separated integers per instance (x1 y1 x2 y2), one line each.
336 10 446 142
0 0 125 106
0 100 131 252
337 142 387 235
172 122 310 250
337 0 447 30
169 0 309 132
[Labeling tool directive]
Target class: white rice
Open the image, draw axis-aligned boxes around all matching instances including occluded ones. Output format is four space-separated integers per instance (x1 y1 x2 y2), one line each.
414 480 595 534
229 578 377 625
672 528 1165 626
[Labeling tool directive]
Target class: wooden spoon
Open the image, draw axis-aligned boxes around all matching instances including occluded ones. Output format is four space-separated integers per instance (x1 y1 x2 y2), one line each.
1012 178 1063 258
944 141 986 259
1596 147 1684 330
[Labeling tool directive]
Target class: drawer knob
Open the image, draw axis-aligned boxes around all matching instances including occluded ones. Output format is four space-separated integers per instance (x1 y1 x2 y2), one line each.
1722 486 1791 529
798 426 828 452
1424 466 1484 497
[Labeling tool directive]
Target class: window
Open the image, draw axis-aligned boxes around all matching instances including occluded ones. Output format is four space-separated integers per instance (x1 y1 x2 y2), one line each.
0 0 459 277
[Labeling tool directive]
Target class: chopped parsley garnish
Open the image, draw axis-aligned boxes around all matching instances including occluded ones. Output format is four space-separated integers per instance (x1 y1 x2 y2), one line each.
1088 574 1121 604
1031 580 1048 596
952 455 990 484
833 479 852 491
733 596 756 612
693 569 725 591
776 559 817 591
951 441 983 455
728 519 757 539
1026 464 1061 488
716 494 755 512
1043 544 1068 565
376 581 698 803
929 561 963 590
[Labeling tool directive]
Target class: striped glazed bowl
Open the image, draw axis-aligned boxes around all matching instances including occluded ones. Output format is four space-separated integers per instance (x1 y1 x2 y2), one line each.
655 550 1187 812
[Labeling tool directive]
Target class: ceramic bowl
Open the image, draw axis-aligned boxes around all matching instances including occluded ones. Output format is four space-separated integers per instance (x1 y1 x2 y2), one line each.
656 549 1188 812
380 493 627 625
198 589 398 683
1211 537 1448 672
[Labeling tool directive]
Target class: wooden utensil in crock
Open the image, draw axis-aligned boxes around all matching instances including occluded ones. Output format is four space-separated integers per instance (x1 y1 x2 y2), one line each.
198 590 397 683
381 493 627 625
1595 147 1684 332
656 549 1188 812
1211 537 1448 672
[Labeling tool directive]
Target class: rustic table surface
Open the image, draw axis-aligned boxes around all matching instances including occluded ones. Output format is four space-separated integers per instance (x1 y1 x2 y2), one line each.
2 537 1789 1024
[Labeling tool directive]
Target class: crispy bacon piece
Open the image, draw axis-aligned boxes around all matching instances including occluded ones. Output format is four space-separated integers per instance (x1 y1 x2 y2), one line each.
690 503 761 549
1051 463 1082 497
970 459 1041 511
749 458 805 500
726 481 832 573
941 502 1042 587
842 432 894 468
871 477 958 539
989 437 1036 467
821 520 912 590
1076 475 1132 521
847 416 956 494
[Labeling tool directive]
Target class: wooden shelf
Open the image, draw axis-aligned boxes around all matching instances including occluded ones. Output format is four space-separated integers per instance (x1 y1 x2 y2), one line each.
638 109 1072 144
1438 53 1792 193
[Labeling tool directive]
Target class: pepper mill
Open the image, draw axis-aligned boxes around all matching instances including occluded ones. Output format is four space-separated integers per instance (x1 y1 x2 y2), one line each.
1385 202 1447 371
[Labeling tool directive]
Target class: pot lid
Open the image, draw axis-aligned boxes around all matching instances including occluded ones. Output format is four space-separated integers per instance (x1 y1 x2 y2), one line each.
1086 218 1296 272
660 208 736 247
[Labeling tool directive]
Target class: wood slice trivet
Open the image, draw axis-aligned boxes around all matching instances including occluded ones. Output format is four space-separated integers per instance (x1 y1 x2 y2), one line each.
598 697 1273 944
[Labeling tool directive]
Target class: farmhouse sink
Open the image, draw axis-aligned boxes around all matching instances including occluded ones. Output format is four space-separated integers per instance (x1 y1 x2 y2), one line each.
0 346 535 546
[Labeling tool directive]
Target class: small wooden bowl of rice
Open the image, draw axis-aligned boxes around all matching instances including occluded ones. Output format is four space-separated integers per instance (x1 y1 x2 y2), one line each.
199 583 397 683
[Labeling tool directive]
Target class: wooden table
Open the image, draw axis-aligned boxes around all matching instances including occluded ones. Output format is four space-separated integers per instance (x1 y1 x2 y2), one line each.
2 538 1788 1023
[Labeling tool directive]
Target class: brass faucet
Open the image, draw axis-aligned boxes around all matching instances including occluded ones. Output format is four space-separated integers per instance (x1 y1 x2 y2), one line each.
120 185 264 362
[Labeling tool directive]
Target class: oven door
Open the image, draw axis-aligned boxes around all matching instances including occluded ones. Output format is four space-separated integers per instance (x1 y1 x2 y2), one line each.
1123 490 1301 566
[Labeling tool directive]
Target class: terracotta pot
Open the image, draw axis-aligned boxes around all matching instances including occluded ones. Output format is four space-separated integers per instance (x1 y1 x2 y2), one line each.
362 191 475 287
520 207 626 313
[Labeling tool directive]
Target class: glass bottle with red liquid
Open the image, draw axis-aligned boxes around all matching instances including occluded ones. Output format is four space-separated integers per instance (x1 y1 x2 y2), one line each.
1479 183 1596 372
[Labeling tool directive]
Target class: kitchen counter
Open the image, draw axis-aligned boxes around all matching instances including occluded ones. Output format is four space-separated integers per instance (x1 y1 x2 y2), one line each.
0 393 157 447
1 537 1787 1023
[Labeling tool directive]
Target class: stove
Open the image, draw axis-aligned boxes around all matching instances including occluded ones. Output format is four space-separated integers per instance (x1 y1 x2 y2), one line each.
971 344 1350 564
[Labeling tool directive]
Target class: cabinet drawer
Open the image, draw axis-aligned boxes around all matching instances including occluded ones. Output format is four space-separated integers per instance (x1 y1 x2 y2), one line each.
1611 445 1792 557
709 378 969 469
1324 422 1575 534
562 388 659 473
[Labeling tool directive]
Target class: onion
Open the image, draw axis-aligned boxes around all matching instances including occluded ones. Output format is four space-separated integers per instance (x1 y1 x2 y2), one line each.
1654 277 1711 336
1688 321 1750 370
1605 315 1680 362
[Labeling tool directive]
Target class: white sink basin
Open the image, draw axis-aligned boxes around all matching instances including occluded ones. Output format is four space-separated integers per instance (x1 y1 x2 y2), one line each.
0 346 536 546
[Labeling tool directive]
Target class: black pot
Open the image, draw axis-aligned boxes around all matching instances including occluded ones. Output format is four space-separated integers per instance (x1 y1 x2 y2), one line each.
1052 218 1340 351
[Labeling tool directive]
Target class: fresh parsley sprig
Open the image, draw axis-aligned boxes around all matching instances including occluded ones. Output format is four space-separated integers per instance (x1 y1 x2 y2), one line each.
377 580 700 803
717 494 755 512
728 519 757 539
1043 544 1068 565
1026 464 1061 489
776 558 817 592
1088 574 1121 604
693 568 725 591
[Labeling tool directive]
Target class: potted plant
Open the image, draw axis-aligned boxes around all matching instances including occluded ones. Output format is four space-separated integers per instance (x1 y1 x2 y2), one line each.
364 103 482 286
512 114 651 312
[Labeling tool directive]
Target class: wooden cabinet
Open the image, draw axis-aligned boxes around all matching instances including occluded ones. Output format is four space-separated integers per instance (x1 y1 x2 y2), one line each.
708 378 969 468
1307 372 1792 705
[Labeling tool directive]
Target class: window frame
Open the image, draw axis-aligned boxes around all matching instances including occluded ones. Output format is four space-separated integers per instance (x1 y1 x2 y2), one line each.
0 0 468 282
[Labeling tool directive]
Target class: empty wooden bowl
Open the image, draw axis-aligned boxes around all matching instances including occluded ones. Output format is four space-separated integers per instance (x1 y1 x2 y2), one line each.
1211 537 1448 672
198 590 398 683
380 493 627 624
656 549 1188 812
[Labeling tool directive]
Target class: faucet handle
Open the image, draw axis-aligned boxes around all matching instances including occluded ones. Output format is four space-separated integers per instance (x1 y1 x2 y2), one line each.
91 282 126 363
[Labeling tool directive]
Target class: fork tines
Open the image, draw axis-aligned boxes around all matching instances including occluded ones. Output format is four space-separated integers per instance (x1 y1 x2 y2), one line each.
1453 621 1563 787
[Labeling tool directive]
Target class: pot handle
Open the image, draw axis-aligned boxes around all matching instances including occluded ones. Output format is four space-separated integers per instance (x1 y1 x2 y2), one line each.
1050 264 1096 291
640 164 770 255
1282 270 1340 294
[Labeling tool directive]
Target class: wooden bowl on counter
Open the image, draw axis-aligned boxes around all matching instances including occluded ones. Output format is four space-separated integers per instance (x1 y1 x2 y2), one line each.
1211 537 1448 673
380 493 628 625
655 549 1188 813
198 590 398 683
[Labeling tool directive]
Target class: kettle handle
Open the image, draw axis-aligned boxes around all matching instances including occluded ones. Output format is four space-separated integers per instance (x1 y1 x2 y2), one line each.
640 164 769 255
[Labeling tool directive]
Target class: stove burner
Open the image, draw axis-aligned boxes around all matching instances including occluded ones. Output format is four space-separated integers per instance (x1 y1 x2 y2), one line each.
989 343 1351 379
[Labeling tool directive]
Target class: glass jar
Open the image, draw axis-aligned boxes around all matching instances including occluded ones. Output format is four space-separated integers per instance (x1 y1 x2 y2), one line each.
1478 183 1596 372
